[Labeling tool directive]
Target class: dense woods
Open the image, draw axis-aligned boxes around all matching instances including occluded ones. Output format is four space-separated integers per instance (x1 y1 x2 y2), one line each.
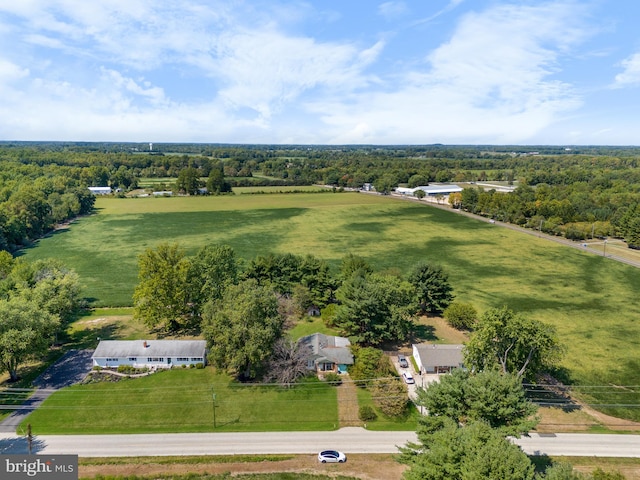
3 141 640 252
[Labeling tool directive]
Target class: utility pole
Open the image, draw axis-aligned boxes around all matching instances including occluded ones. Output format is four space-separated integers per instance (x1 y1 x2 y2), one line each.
212 392 217 428
27 423 32 454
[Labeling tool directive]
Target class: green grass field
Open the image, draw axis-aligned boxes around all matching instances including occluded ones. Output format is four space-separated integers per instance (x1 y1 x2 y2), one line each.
20 192 640 420
21 369 338 434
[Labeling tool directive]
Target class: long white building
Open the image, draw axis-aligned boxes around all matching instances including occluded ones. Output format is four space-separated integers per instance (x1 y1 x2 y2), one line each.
92 340 207 369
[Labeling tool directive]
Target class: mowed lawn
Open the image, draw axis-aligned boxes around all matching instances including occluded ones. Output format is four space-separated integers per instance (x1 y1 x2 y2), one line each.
21 192 640 420
22 369 338 434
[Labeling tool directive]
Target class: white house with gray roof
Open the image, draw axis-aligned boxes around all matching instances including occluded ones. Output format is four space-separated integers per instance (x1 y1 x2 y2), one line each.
92 340 207 369
299 333 354 374
412 343 464 374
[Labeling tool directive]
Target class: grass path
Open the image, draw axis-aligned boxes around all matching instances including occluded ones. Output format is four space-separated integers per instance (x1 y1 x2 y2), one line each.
337 377 361 427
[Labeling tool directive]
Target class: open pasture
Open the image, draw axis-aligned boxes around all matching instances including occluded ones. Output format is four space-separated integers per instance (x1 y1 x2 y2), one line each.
20 192 640 420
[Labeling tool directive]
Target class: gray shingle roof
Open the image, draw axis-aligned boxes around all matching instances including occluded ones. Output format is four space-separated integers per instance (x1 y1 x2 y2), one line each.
299 333 354 365
414 343 464 367
93 340 207 358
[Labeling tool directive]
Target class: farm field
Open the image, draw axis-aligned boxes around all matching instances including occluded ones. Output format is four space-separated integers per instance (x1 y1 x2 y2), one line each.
20 192 640 421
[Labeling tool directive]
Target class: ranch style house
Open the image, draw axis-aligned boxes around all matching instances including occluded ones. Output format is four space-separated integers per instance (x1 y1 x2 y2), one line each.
412 343 464 374
92 340 207 369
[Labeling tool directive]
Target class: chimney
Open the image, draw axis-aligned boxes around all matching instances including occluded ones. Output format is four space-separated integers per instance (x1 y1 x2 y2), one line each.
143 341 148 348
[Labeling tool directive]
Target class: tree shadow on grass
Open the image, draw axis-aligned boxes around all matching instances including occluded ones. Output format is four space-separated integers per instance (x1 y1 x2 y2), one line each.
528 369 581 413
411 324 437 343
63 323 119 350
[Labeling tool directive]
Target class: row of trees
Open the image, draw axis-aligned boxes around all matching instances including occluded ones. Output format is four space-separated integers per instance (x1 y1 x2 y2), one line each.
0 252 83 381
450 183 630 242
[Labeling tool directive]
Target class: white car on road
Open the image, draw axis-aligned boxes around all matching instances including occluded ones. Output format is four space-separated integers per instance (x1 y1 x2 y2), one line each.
318 450 347 463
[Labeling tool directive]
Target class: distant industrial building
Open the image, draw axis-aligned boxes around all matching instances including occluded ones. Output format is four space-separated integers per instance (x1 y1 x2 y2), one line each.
395 184 463 196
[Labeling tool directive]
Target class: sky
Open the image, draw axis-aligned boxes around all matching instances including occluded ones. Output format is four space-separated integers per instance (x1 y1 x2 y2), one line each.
1 0 640 145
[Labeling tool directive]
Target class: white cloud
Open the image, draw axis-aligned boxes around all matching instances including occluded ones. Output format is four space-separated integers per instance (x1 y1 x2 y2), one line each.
613 52 640 88
211 29 379 119
0 0 601 143
0 59 29 83
309 2 588 144
378 2 408 20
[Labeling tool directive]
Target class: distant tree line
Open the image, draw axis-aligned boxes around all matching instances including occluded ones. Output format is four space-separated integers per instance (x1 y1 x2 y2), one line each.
4 142 640 249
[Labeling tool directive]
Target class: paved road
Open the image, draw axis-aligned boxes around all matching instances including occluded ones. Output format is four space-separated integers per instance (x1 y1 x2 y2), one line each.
1 429 639 457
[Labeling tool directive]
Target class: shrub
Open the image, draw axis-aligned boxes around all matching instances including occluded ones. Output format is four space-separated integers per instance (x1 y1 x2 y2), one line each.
443 302 478 330
323 372 342 385
359 405 377 421
195 363 205 369
370 378 408 417
349 346 395 387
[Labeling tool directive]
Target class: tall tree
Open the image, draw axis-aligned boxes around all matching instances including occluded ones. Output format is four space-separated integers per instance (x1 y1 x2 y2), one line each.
339 253 373 280
0 296 59 381
187 244 238 309
17 259 83 321
334 273 416 346
464 306 565 378
415 368 538 436
399 417 535 480
206 162 232 194
408 262 454 314
263 337 310 387
373 174 397 195
133 243 192 333
176 167 201 195
202 279 284 380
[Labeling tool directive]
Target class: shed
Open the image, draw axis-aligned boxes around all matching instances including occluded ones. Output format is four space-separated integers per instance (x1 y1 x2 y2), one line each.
92 340 207 369
412 343 464 374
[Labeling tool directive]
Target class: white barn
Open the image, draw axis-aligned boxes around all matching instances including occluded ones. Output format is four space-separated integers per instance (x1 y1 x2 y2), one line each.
88 186 112 195
92 340 207 369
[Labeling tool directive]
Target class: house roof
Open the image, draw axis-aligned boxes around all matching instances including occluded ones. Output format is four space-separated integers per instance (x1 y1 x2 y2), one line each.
299 333 354 365
93 340 207 358
414 343 464 367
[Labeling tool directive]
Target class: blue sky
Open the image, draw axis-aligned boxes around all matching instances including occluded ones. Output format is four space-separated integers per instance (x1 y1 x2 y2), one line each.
1 0 640 145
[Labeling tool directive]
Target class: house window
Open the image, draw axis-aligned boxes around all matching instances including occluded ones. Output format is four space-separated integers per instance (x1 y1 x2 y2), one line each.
321 362 334 371
106 358 118 362
190 357 202 362
176 357 189 361
148 357 164 362
128 357 137 361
